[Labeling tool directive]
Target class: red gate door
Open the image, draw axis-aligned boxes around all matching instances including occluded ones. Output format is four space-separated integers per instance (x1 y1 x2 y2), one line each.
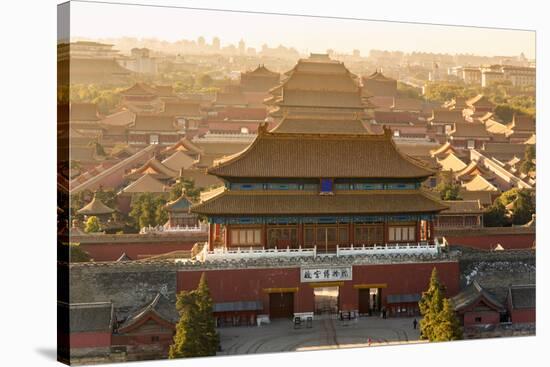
358 289 371 315
269 293 294 319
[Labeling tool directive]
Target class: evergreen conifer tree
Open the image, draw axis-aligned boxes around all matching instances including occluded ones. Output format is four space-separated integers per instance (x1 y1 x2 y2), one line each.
419 267 444 340
169 291 202 358
195 273 219 355
433 298 463 341
169 273 219 358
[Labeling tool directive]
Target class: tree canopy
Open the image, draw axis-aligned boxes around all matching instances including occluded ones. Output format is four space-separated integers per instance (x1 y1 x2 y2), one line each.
432 298 463 342
84 216 101 233
519 145 536 175
197 74 214 88
419 268 462 342
423 81 535 119
436 172 461 200
511 189 535 225
129 193 168 230
170 273 219 359
419 267 445 340
69 84 124 114
483 199 509 227
67 242 91 263
170 178 201 202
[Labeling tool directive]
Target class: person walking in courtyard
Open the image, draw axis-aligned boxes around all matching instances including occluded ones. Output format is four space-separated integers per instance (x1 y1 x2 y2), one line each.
413 318 418 329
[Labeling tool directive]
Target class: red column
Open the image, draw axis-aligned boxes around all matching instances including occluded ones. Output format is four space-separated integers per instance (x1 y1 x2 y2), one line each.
262 223 267 248
416 221 420 243
208 223 214 251
225 224 231 247
383 222 388 244
297 223 303 248
349 222 355 245
429 220 435 243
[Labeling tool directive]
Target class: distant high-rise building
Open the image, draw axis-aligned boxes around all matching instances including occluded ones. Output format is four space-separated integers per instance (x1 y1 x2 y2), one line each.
197 36 205 48
238 39 245 55
212 37 220 51
353 49 361 58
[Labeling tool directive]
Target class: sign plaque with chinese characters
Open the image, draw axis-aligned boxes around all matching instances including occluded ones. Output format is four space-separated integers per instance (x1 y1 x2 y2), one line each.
300 266 353 282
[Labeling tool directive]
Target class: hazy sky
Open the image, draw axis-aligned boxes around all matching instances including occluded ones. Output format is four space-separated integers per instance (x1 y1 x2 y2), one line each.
69 1 535 58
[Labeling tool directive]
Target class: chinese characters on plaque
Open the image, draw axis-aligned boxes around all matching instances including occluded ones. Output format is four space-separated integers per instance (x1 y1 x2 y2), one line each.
300 266 353 282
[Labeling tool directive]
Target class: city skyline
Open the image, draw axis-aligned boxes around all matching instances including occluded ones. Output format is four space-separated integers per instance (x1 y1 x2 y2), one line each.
70 1 536 59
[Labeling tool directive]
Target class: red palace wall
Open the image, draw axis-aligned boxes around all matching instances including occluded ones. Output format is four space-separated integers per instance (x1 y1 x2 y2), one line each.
70 332 112 348
445 234 535 250
177 261 459 315
80 241 200 261
463 311 500 327
510 309 536 324
112 332 173 347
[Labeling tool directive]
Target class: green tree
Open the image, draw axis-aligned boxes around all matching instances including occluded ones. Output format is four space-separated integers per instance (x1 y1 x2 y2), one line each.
422 81 535 119
94 186 117 208
396 82 422 99
155 196 168 225
498 188 519 206
432 298 463 341
67 242 91 262
436 172 461 200
129 193 168 230
71 190 88 220
92 89 122 114
169 291 203 358
494 104 521 122
520 145 536 175
195 274 219 355
170 178 201 202
198 74 213 88
170 273 219 358
419 268 445 341
483 199 509 227
511 189 535 225
85 216 101 233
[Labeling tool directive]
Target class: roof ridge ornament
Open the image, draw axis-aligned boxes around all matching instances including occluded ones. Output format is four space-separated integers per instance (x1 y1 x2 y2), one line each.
383 126 393 138
258 121 268 135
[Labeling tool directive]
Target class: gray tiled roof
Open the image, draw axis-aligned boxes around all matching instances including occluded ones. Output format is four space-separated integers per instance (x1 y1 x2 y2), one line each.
509 285 536 309
67 301 114 333
451 280 505 312
118 293 178 331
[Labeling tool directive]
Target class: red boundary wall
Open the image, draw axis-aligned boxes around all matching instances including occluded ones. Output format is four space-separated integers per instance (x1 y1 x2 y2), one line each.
177 261 460 315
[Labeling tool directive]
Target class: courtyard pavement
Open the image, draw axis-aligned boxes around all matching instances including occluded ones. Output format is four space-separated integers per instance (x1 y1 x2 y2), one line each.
218 316 424 355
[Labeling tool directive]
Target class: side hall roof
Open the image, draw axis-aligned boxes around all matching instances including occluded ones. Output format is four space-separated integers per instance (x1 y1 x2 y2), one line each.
451 280 505 312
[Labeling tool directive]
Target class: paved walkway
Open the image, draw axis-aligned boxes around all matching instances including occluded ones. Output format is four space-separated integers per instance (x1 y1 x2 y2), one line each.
218 316 423 355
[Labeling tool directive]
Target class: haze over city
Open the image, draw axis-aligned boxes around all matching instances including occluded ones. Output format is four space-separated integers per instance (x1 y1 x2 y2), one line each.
70 1 535 58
